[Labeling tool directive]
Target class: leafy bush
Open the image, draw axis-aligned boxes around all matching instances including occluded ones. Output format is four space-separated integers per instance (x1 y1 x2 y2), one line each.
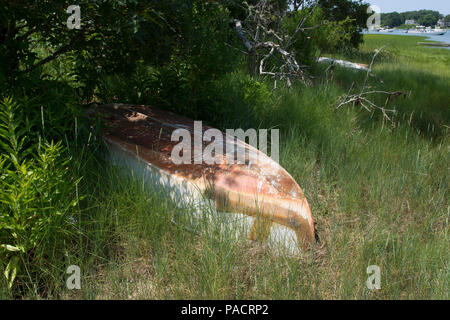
0 98 80 294
73 0 240 103
317 0 370 51
284 4 369 67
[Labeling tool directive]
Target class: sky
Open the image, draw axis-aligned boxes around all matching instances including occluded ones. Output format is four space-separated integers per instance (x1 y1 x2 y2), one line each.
366 0 450 15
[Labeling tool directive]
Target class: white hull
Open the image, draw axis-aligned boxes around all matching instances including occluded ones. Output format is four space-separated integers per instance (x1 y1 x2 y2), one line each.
107 138 302 255
92 103 316 255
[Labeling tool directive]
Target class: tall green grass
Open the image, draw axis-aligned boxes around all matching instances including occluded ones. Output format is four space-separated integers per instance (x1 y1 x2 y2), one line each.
323 34 450 137
55 91 447 299
0 97 85 297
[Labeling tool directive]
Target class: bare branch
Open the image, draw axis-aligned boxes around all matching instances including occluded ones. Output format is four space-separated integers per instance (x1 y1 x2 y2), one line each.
336 48 406 122
233 0 315 87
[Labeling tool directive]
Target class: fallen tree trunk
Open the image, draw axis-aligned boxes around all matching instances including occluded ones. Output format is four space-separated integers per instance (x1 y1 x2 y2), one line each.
318 57 370 71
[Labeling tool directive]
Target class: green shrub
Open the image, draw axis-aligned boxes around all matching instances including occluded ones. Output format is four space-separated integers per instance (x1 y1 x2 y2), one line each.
0 97 81 295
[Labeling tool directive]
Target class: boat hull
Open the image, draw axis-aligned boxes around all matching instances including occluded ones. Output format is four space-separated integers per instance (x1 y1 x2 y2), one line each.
91 104 315 252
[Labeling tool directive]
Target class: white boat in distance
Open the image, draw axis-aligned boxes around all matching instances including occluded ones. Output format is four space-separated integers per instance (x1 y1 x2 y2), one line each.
379 28 394 33
406 28 447 36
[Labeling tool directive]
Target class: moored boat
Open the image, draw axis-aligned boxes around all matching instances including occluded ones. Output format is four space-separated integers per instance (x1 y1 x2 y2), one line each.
407 28 447 36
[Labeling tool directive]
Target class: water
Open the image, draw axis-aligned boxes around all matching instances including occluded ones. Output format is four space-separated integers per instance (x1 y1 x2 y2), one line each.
365 30 450 50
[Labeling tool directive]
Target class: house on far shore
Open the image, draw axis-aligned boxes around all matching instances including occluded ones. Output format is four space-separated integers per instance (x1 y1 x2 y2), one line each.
405 20 416 25
437 19 449 27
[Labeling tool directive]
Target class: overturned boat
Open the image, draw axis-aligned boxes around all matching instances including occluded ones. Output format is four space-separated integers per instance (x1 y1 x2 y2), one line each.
89 104 315 252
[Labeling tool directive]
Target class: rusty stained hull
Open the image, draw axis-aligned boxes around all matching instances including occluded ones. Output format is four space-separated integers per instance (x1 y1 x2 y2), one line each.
92 104 315 252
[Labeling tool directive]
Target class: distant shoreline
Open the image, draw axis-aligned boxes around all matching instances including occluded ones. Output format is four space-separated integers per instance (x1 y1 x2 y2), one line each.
363 31 450 50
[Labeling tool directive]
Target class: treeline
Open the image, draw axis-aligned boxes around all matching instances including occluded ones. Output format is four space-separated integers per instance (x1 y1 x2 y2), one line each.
381 10 444 27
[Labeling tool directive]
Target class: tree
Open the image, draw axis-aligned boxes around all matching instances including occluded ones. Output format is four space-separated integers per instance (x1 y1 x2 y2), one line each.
0 1 153 90
419 13 438 26
317 0 370 49
0 1 240 99
381 11 402 27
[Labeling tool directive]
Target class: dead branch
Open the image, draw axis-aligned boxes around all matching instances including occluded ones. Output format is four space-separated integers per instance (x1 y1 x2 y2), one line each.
336 47 407 122
234 0 316 87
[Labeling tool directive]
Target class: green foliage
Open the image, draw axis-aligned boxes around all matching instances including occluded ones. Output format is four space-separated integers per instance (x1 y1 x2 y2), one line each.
0 1 68 84
70 0 241 102
284 5 366 59
381 11 403 27
0 1 171 94
0 97 80 294
90 1 242 119
419 13 439 27
283 7 320 65
381 10 443 27
193 71 273 127
317 0 370 50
